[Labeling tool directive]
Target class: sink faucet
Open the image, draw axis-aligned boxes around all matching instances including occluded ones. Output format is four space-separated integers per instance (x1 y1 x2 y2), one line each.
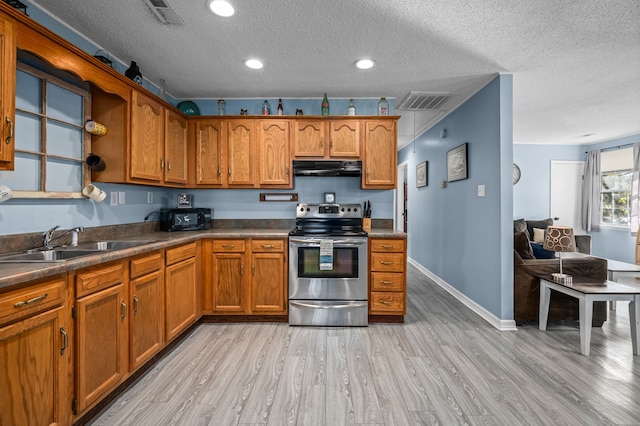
43 225 84 249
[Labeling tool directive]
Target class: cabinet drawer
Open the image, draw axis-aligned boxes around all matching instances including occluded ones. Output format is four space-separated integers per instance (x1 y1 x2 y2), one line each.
370 253 405 272
0 276 67 325
75 262 126 298
166 242 197 265
251 239 284 252
370 272 404 292
370 239 405 252
130 251 163 279
370 292 405 313
212 240 245 252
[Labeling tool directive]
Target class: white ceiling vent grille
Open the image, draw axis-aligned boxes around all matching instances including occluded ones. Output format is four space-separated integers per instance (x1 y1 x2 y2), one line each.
144 0 184 25
397 92 451 111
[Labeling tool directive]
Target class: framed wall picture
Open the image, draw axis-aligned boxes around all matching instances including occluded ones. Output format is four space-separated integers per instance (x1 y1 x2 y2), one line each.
416 161 428 187
447 143 468 182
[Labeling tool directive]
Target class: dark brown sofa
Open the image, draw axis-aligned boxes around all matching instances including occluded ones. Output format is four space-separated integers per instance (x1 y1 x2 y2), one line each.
514 250 608 325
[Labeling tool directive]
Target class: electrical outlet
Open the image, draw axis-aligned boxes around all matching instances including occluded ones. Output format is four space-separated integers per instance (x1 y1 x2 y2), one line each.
118 191 125 204
110 192 118 206
147 192 153 204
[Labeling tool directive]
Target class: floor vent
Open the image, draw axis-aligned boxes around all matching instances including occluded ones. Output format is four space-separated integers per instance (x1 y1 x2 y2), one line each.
397 92 451 111
144 0 184 25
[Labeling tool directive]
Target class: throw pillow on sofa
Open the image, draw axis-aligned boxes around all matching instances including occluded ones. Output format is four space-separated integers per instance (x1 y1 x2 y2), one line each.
514 218 528 236
533 227 546 243
526 218 553 242
514 231 535 259
530 242 556 259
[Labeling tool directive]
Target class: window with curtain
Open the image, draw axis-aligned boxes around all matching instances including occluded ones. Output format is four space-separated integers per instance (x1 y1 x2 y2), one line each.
600 147 633 227
0 59 91 197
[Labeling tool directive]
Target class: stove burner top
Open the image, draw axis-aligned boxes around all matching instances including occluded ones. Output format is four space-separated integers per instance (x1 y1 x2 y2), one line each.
290 203 367 237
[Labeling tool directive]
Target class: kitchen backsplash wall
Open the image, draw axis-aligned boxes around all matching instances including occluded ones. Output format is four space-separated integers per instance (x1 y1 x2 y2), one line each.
0 177 394 236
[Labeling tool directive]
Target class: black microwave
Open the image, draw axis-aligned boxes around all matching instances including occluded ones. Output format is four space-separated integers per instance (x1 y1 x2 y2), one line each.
159 208 212 232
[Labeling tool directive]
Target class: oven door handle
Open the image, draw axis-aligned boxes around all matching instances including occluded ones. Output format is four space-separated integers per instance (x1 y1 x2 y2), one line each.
289 300 368 309
289 238 367 246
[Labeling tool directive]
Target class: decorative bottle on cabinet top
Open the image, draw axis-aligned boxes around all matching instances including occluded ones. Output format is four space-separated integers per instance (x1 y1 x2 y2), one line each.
347 99 356 116
321 93 329 115
378 97 389 116
277 98 283 115
125 61 143 85
262 100 271 115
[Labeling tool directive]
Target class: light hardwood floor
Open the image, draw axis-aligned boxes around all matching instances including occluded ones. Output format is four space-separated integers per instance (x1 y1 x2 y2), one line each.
89 264 640 425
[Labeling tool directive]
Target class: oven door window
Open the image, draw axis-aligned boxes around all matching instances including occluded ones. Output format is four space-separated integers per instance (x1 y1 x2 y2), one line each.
297 247 359 278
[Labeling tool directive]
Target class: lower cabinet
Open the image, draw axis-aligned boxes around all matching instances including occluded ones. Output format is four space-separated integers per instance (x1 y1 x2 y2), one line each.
73 261 129 415
129 251 164 371
369 238 407 317
204 238 287 315
165 242 200 341
0 275 70 426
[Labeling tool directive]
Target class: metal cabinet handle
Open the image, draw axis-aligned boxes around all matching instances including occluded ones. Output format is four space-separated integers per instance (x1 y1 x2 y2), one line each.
167 160 171 171
286 166 289 177
320 137 323 148
14 293 48 307
160 158 164 170
228 166 231 177
5 117 13 145
379 300 393 306
380 280 394 285
381 244 395 249
260 244 274 249
121 299 127 319
222 244 235 249
380 261 395 265
252 264 255 276
240 264 244 276
218 164 221 177
133 295 139 314
60 327 68 355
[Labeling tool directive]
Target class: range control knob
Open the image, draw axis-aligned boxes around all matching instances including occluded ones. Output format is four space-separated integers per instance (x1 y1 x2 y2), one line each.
353 207 358 212
347 208 352 212
341 207 345 212
306 207 311 211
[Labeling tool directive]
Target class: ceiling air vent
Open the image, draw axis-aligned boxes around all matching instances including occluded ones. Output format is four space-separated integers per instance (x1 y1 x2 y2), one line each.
144 0 184 25
397 92 451 111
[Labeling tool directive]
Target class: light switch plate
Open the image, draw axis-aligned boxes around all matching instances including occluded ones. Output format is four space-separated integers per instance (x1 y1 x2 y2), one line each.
110 192 118 206
118 191 125 204
147 192 153 204
478 185 485 197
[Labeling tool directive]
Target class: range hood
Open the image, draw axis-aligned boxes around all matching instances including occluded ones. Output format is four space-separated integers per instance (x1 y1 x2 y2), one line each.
292 160 362 177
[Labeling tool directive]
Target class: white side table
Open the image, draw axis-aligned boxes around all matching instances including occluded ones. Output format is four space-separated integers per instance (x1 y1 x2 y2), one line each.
538 276 640 356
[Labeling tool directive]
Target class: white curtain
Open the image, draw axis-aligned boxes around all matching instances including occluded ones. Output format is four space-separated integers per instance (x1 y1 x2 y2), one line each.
630 143 640 235
581 150 600 232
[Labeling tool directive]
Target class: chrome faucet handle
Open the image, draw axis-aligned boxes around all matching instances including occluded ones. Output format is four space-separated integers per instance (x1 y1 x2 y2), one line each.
42 225 60 248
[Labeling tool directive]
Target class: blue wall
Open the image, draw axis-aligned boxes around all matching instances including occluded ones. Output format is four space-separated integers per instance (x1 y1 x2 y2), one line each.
514 134 640 263
398 75 513 320
0 2 395 236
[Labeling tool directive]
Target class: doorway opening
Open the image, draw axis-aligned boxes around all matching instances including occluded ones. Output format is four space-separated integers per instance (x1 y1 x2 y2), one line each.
396 162 408 232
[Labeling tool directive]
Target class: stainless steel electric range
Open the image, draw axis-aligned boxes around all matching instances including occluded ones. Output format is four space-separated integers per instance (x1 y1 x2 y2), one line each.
288 203 368 326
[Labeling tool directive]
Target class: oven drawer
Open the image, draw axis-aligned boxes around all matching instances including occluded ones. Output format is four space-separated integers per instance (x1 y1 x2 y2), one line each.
289 300 368 326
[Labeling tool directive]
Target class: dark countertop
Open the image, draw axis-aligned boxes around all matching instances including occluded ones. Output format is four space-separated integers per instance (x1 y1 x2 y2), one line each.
0 228 406 290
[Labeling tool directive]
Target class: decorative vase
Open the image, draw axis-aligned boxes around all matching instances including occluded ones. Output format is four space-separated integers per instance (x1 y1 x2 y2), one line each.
125 61 143 85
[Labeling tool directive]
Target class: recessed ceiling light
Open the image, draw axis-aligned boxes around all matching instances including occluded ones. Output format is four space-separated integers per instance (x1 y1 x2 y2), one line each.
355 58 375 70
207 0 235 17
245 59 263 70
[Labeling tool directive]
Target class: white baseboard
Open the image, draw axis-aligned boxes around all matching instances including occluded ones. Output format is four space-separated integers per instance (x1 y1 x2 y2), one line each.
408 258 518 331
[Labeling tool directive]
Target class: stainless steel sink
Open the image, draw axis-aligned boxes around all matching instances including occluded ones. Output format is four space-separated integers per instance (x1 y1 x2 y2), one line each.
0 249 103 263
72 240 158 251
0 240 159 263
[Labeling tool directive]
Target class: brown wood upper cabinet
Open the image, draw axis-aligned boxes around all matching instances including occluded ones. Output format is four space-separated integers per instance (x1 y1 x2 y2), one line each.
291 118 359 159
0 14 15 171
362 119 397 189
164 109 188 185
130 91 164 182
258 119 291 187
191 118 257 188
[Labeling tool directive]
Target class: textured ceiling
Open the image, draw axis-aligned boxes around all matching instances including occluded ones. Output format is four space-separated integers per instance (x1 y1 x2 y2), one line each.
28 0 640 149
